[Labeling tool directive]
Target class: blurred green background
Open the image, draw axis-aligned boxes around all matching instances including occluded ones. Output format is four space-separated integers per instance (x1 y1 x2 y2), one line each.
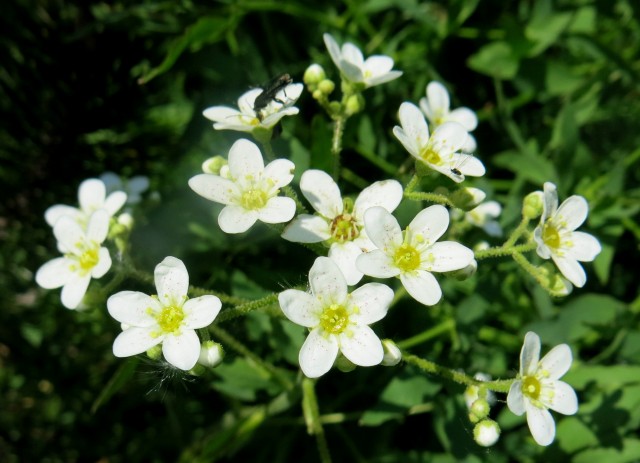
1 0 639 461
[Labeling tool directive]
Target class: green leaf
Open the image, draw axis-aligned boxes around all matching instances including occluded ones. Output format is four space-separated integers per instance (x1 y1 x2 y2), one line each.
467 42 519 79
565 364 640 389
525 0 572 56
492 149 557 185
211 357 283 401
91 358 139 413
574 439 640 463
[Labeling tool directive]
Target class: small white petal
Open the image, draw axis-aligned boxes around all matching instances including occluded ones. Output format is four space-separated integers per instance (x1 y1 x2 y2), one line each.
262 159 295 189
431 122 468 154
103 191 127 216
279 289 320 327
555 196 588 231
299 328 339 378
107 291 159 326
542 183 559 221
356 250 399 278
392 126 419 158
203 106 242 123
400 271 442 306
507 380 526 416
61 274 91 309
189 174 238 205
45 205 80 227
258 196 296 224
539 344 572 380
353 179 403 220
339 325 383 366
328 242 365 286
423 242 474 272
228 139 264 179
281 215 331 243
363 55 394 75
366 70 402 87
36 257 73 289
547 380 578 415
552 255 586 288
78 179 106 212
341 42 365 67
525 404 556 446
565 232 601 262
323 33 343 70
53 216 84 252
163 330 201 370
86 210 110 243
238 88 262 114
520 332 541 376
408 205 450 244
363 207 402 250
218 205 259 234
349 283 393 324
398 102 430 149
113 327 162 357
183 295 221 329
426 81 450 116
91 247 112 278
300 170 343 219
447 107 478 131
154 257 189 306
309 257 348 304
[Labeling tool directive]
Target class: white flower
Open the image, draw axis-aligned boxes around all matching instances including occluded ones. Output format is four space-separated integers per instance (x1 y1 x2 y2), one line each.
278 256 393 378
100 172 150 206
35 210 112 309
202 83 303 132
419 81 478 153
507 332 578 446
45 178 127 229
533 182 601 287
281 169 403 285
466 201 503 237
393 102 485 183
107 256 221 371
356 206 474 306
189 139 296 234
323 33 402 88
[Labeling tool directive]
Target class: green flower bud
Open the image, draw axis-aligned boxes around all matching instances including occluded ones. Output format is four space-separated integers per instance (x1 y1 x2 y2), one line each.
344 93 365 116
202 156 228 175
146 344 162 361
318 79 335 95
523 191 544 219
474 419 501 447
450 187 487 211
381 339 402 366
335 355 356 373
470 398 490 422
304 64 326 86
198 341 225 368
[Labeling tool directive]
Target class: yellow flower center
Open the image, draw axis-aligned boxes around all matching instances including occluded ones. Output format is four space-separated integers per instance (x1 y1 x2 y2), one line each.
319 304 349 335
330 213 359 243
419 146 442 165
522 375 541 401
542 222 561 250
79 247 99 272
156 304 185 334
240 188 268 210
393 243 421 272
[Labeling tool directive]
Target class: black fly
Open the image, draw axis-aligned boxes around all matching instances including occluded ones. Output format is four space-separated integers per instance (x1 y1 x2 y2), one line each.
253 73 293 121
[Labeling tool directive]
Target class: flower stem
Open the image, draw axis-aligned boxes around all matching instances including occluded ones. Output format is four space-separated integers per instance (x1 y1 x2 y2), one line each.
404 190 454 207
475 242 536 259
215 293 282 323
396 319 455 350
402 353 512 393
331 117 346 181
302 377 333 463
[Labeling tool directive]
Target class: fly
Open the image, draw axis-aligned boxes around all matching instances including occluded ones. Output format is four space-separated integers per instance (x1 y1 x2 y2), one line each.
253 73 293 121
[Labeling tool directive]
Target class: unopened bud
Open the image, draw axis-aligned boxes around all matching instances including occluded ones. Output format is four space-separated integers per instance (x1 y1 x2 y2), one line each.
344 94 365 116
469 398 490 422
523 191 544 219
198 341 225 368
381 339 402 366
304 64 326 86
474 419 500 447
146 344 162 361
318 79 335 95
202 156 228 175
335 355 356 373
451 187 486 211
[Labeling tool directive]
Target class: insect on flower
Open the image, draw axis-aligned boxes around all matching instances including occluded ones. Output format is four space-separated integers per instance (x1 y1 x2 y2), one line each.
253 73 294 121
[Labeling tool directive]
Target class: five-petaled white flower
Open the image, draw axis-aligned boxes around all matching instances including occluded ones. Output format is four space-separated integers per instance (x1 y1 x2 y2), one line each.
393 102 485 183
323 33 402 88
45 178 127 229
100 172 150 206
189 138 296 234
356 206 474 306
107 256 222 371
533 182 601 287
507 331 578 446
278 256 393 378
465 201 503 237
281 169 403 285
36 210 112 309
202 83 303 133
420 81 478 153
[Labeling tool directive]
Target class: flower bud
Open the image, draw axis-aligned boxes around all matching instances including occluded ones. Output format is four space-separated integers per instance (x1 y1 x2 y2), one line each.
523 191 544 219
318 79 335 95
473 419 501 447
450 187 486 211
117 212 134 230
344 94 365 116
146 344 162 361
335 355 356 373
304 64 326 86
469 398 490 422
381 339 402 366
198 341 224 368
202 156 228 175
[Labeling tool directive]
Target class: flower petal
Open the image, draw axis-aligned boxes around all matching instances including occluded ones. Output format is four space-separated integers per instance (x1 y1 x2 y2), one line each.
525 404 556 446
365 70 403 87
281 215 331 243
349 283 393 324
353 179 403 221
555 196 588 231
279 289 320 327
163 330 201 370
78 178 106 212
36 257 73 289
238 88 263 114
86 209 110 243
218 205 259 233
520 332 541 376
154 256 189 306
107 291 159 326
552 255 586 288
300 170 343 219
91 247 112 278
341 42 365 67
426 81 450 117
542 182 558 221
422 241 474 272
363 207 402 250
53 216 84 252
189 174 238 205
104 191 127 216
547 380 578 415
61 274 91 309
328 241 365 286
228 139 264 179
398 102 430 150
263 159 295 189
565 231 601 262
323 33 343 71
539 343 572 380
183 295 222 329
203 106 242 123
431 122 469 155
299 328 339 378
507 380 525 415
113 327 161 357
400 270 442 306
309 256 348 304
448 107 478 131
258 196 296 224
392 126 419 158
356 250 399 278
408 205 450 244
339 325 383 366
45 205 80 227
